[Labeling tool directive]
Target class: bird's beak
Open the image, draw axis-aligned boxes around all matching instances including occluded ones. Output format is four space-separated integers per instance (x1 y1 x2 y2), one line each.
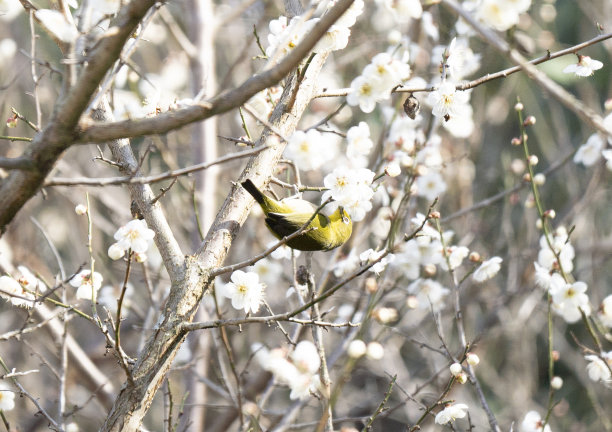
339 206 350 224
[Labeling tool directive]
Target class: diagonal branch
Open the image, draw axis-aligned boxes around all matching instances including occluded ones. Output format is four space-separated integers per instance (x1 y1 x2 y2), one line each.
75 0 356 144
0 0 157 233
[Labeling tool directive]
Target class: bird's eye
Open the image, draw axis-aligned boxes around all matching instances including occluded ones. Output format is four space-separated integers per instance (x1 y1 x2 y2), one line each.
342 215 350 224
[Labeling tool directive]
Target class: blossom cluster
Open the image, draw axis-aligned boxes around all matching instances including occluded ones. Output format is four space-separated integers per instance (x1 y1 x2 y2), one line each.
322 166 375 222
573 111 612 171
265 0 364 62
254 341 321 400
107 219 156 262
346 52 411 113
533 226 591 323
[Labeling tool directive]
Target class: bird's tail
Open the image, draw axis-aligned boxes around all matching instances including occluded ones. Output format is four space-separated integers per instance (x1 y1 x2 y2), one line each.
241 179 266 205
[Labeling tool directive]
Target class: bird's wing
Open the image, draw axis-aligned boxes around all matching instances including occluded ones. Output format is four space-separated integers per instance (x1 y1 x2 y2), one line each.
265 212 329 237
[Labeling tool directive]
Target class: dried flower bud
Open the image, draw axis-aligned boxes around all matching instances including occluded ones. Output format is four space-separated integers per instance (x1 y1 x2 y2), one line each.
403 94 421 120
522 173 532 182
552 350 560 361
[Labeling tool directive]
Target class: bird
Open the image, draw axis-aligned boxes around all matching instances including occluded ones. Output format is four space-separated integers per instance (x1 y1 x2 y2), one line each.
241 179 352 251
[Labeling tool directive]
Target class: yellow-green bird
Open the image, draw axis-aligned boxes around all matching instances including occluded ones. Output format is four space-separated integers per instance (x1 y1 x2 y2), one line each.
241 179 352 251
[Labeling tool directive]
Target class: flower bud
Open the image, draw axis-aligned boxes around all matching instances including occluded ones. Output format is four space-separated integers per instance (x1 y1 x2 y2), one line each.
75 204 88 215
528 155 539 166
365 277 378 293
348 340 367 359
466 353 480 366
533 173 546 185
366 342 384 360
449 362 463 376
108 243 125 261
456 372 468 384
511 137 522 146
514 102 524 111
524 115 536 126
423 264 437 277
468 252 481 263
551 376 563 389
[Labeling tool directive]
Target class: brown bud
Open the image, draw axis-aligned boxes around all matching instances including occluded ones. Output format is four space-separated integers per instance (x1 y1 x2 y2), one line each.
403 94 421 119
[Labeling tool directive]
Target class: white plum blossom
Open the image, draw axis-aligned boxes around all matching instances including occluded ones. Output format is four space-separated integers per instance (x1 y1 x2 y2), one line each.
520 410 551 432
443 37 481 80
434 403 469 425
360 249 394 275
363 53 410 89
285 129 336 171
473 257 503 282
446 246 470 270
574 133 605 166
313 21 351 52
550 281 591 323
330 0 365 28
0 275 35 308
537 227 575 273
0 382 15 411
392 239 422 280
347 74 383 113
322 167 375 222
598 295 612 327
378 0 423 22
219 270 265 314
416 171 447 201
407 278 450 310
253 258 283 287
71 270 103 301
35 9 79 43
333 253 360 277
347 52 410 113
113 219 155 255
427 81 471 120
385 116 423 154
269 242 300 260
266 16 314 61
477 0 531 31
602 150 612 171
563 56 604 77
255 341 322 400
0 0 24 22
346 122 374 166
585 353 612 383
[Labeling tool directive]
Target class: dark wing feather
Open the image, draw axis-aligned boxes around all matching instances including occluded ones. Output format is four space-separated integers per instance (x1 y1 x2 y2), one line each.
265 212 333 251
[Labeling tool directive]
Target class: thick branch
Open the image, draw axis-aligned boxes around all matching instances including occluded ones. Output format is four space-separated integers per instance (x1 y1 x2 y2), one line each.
76 0 356 144
99 3 356 430
0 0 156 233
